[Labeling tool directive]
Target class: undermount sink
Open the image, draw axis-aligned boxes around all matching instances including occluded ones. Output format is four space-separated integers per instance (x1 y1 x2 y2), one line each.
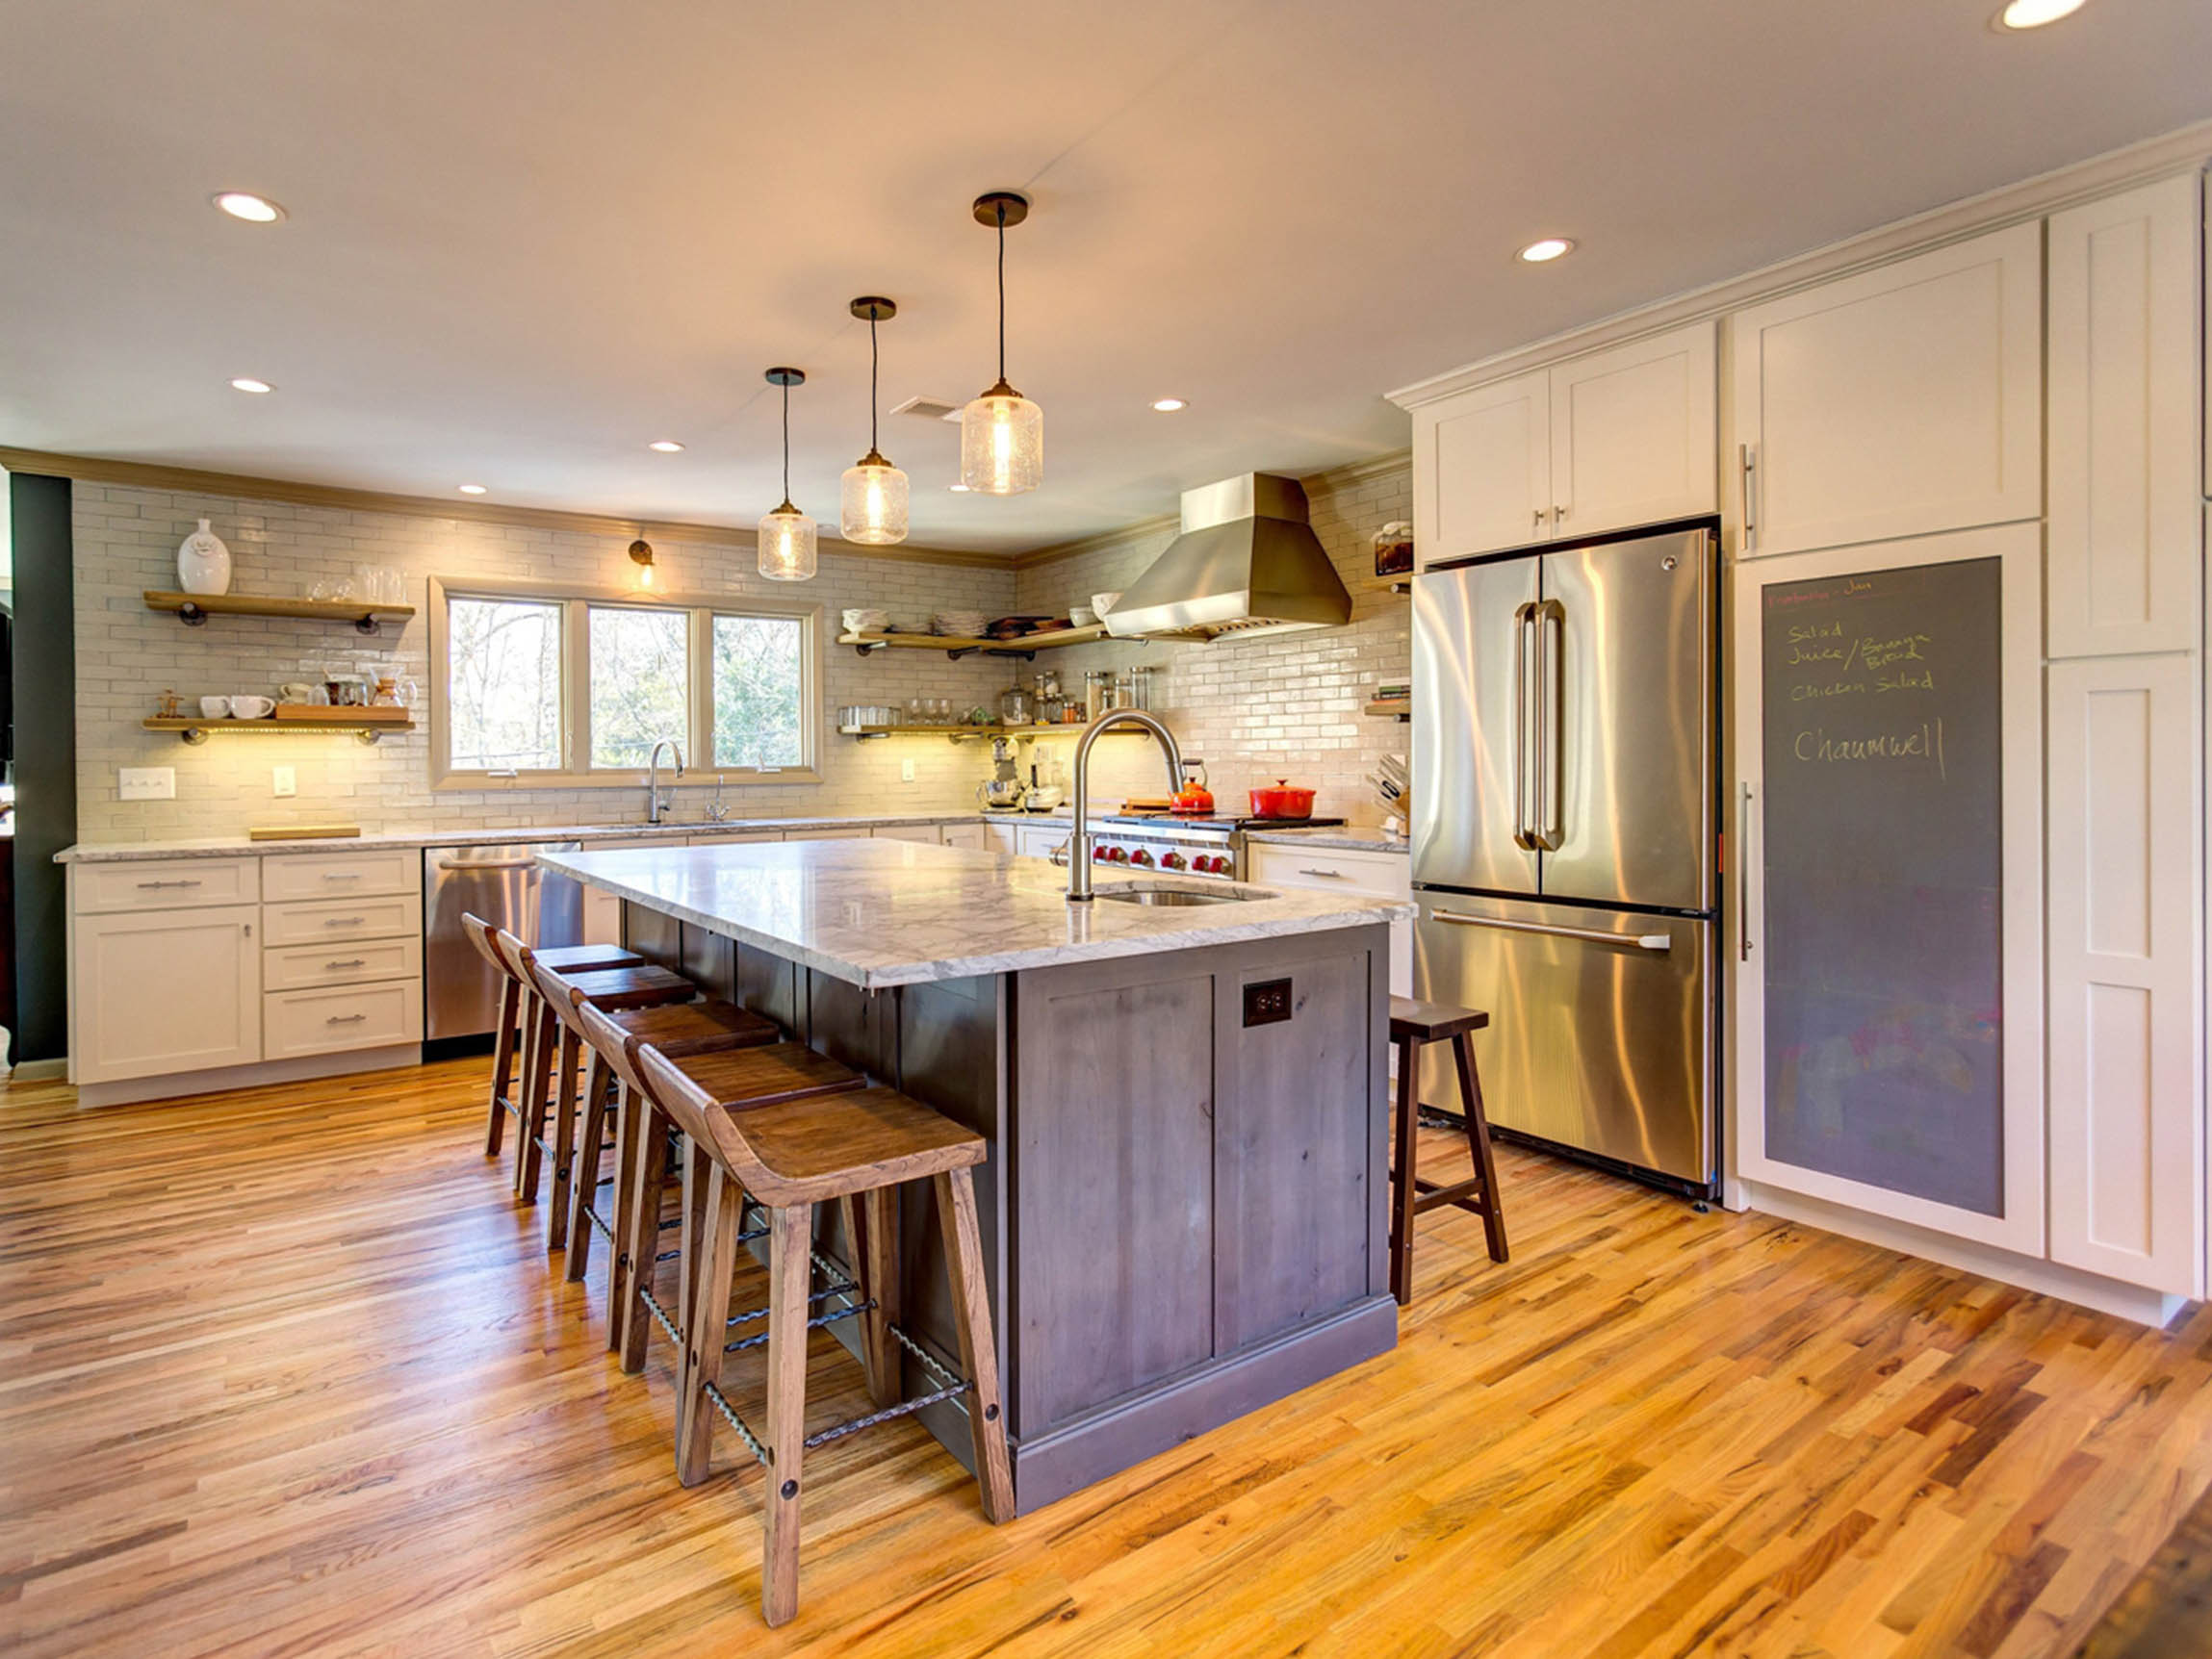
1094 883 1271 906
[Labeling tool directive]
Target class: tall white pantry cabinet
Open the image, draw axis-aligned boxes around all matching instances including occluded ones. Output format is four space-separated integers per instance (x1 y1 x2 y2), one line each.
1397 157 2211 1318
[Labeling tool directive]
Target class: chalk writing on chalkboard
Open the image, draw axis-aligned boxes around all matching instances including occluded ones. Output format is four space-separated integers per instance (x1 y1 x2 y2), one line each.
1762 557 2003 1216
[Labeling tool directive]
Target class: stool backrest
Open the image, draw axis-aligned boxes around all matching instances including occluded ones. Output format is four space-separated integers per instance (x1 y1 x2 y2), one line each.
490 925 534 986
461 912 512 979
572 994 654 1111
525 955 584 1034
634 1041 796 1206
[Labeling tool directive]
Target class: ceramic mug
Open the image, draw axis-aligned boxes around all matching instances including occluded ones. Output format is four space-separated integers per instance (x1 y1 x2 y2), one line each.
230 695 275 719
277 681 315 704
198 695 231 719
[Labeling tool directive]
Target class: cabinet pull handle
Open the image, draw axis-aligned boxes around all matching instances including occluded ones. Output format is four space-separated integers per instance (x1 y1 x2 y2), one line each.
136 878 202 889
1738 783 1755 961
322 872 363 881
1738 443 1758 552
325 958 367 970
324 1012 369 1025
323 916 366 927
1297 867 1348 879
1434 909 1671 952
1554 504 1567 523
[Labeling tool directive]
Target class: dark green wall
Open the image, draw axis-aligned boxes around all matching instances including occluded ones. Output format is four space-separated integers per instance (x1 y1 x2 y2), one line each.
11 472 74 1064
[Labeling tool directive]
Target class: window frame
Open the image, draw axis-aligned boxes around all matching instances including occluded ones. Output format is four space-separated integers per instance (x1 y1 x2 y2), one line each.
428 575 822 789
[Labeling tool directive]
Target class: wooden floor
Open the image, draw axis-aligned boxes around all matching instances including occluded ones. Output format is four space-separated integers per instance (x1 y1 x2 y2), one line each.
6 1060 2212 1658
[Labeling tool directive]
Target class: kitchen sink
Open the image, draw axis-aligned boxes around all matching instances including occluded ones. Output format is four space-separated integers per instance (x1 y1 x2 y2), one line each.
1094 883 1270 906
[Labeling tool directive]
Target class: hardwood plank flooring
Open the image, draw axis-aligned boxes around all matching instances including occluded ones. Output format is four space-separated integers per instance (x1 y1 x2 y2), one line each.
4 1059 2211 1656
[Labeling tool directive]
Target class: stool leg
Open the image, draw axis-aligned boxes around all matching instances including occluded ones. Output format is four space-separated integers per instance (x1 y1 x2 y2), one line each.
934 1169 1015 1524
678 1167 750 1488
601 1082 637 1339
858 1187 901 1411
516 1001 555 1202
673 1133 718 1457
1452 1033 1509 1264
616 1099 667 1374
1389 1034 1420 1306
484 976 520 1158
546 1024 582 1250
566 1049 614 1283
760 1200 816 1627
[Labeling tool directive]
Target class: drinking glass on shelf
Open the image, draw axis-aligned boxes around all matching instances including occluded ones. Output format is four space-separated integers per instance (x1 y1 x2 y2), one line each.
909 697 926 723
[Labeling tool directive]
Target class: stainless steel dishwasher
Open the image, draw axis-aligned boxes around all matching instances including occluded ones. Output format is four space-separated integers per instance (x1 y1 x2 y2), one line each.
423 841 588 1042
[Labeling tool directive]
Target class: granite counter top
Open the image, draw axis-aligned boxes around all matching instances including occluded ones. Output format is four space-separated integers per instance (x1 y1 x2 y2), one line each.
538 838 1410 989
1243 826 1409 855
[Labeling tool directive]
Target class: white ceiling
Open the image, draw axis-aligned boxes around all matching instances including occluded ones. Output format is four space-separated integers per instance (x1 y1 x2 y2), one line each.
2 0 2208 553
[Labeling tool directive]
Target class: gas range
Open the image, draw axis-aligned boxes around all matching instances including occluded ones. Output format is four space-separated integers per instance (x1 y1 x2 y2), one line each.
1085 814 1345 880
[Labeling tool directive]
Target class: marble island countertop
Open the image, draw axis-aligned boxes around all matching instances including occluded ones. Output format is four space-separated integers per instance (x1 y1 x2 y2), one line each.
538 838 1411 989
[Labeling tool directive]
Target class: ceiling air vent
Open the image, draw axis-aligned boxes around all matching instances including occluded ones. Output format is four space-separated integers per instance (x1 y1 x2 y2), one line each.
889 395 965 423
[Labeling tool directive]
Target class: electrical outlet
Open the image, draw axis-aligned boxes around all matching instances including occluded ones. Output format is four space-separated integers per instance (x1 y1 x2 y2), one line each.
900 757 916 783
1243 978 1294 1028
272 765 296 798
118 767 175 801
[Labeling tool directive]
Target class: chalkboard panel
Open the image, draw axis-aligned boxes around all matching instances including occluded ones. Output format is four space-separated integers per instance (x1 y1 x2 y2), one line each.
1762 557 2003 1215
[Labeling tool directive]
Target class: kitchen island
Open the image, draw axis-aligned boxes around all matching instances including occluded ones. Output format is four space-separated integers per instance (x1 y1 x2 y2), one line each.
538 837 1409 1514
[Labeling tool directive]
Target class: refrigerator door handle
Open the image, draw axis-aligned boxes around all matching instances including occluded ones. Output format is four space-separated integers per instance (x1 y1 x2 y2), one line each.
1511 601 1538 849
1530 598 1566 852
1737 783 1755 960
1433 908 1673 952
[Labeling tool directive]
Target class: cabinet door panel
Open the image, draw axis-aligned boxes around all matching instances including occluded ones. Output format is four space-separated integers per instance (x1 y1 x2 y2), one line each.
72 905 260 1084
939 822 988 850
1550 321 1717 537
1414 370 1549 567
2047 174 2202 658
1732 222 2042 557
2046 653 2202 1294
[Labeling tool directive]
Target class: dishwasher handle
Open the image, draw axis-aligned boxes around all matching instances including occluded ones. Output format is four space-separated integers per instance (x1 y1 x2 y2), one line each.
435 856 542 871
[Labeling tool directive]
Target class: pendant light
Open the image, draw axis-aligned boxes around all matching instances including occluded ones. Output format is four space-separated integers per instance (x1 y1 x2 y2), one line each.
758 367 817 581
960 191 1042 496
840 296 910 545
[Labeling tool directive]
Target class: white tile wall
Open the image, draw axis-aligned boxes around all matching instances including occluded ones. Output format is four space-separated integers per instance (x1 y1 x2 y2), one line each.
71 458 1412 841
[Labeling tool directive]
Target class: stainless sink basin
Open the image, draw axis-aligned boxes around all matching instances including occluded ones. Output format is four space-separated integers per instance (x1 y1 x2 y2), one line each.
1094 883 1270 906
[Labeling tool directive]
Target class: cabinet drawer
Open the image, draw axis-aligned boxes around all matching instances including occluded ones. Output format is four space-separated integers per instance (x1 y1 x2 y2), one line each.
1247 844 1411 897
261 848 422 904
264 933 424 991
73 857 259 914
264 980 424 1059
262 894 422 947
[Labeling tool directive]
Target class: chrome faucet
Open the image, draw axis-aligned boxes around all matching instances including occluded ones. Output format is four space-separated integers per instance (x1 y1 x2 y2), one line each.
646 739 685 824
1067 710 1183 902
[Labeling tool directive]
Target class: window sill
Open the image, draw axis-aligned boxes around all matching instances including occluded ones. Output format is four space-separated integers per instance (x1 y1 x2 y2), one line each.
433 768 824 792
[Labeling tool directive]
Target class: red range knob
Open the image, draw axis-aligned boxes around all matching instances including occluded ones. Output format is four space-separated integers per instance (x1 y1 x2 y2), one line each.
1131 849 1155 867
1092 845 1109 861
1162 852 1186 870
1108 846 1128 862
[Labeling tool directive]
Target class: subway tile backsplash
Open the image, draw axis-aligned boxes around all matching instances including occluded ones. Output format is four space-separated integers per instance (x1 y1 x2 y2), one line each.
69 457 1412 842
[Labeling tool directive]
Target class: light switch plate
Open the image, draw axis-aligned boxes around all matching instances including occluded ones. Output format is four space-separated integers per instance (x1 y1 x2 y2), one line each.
118 767 175 801
272 765 296 798
900 758 916 782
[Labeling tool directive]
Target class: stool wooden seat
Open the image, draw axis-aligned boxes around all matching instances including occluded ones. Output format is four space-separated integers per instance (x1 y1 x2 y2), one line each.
533 942 645 975
1388 993 1508 1305
634 1037 1014 1628
559 963 695 1011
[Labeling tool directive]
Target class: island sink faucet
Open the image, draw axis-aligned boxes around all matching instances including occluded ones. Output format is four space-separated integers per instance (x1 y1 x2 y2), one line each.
646 739 684 824
1067 709 1183 902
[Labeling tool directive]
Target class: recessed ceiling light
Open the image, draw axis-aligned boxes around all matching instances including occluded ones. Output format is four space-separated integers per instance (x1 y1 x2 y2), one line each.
648 439 685 452
1995 0 2084 25
1517 238 1575 264
229 377 273 395
948 482 971 493
212 191 286 223
1151 397 1188 413
456 483 488 496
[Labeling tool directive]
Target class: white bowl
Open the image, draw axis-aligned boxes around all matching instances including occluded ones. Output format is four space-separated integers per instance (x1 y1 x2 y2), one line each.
1068 605 1097 628
1092 591 1121 618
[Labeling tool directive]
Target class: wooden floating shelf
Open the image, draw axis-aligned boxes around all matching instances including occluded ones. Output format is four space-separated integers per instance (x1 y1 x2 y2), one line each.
838 624 1116 660
144 590 416 635
836 723 1147 742
1364 700 1412 722
143 715 414 746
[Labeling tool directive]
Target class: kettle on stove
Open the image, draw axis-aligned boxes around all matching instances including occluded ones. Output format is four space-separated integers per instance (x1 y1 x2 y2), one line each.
1170 758 1214 816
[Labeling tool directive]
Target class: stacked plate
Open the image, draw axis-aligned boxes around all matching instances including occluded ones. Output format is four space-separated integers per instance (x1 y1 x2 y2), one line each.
933 610 990 637
841 607 888 634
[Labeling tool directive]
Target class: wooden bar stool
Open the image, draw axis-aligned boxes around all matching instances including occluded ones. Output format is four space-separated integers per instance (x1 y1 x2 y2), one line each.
492 928 695 1216
570 997 864 1364
460 912 642 1161
1388 994 1509 1305
635 1035 1015 1628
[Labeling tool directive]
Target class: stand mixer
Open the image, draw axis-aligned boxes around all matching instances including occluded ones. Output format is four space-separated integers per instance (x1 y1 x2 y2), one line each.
977 735 1025 809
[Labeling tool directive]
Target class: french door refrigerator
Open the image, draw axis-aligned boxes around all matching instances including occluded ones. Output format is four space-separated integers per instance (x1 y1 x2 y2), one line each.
1410 522 1718 1193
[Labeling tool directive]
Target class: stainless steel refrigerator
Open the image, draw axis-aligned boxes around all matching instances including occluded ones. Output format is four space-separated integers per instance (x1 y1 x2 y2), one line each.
1410 523 1718 1193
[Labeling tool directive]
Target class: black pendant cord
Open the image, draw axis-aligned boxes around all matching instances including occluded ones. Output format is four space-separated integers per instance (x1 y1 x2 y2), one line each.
781 377 791 504
869 313 881 455
995 201 1008 384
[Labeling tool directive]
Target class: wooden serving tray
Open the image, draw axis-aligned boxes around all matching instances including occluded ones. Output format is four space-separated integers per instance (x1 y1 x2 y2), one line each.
249 825 364 841
272 703 412 724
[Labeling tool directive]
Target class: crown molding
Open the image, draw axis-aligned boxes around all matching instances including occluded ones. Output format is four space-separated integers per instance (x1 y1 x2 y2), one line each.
1389 118 2212 410
0 447 1011 571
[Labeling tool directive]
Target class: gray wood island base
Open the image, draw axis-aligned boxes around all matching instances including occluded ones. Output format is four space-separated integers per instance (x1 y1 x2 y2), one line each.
537 839 1408 1515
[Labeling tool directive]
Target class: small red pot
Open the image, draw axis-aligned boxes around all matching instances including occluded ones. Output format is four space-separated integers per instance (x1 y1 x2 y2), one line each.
1248 779 1317 820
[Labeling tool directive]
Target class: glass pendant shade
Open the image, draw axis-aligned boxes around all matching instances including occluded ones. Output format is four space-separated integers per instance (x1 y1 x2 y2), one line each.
839 449 910 545
757 501 817 581
960 380 1043 496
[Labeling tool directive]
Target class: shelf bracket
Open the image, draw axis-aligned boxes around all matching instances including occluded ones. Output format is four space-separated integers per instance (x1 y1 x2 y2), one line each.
353 614 383 636
180 726 210 745
850 641 886 657
178 602 209 627
354 728 383 746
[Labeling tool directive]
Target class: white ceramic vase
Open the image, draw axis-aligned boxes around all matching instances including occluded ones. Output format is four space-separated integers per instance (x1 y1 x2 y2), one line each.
176 518 232 596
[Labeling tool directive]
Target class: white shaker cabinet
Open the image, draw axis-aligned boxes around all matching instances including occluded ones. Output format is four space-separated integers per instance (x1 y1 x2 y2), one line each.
70 904 261 1085
1412 322 1716 568
2045 652 2203 1294
2046 174 2203 658
939 821 988 850
1730 222 2043 558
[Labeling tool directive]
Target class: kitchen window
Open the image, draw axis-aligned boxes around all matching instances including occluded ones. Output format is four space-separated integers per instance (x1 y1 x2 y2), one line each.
430 579 819 785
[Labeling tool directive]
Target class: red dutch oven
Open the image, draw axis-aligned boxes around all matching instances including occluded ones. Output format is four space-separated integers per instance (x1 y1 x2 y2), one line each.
1248 778 1316 819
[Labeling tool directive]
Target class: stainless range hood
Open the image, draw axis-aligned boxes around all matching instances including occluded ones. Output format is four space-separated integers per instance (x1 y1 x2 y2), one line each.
1102 472 1352 641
